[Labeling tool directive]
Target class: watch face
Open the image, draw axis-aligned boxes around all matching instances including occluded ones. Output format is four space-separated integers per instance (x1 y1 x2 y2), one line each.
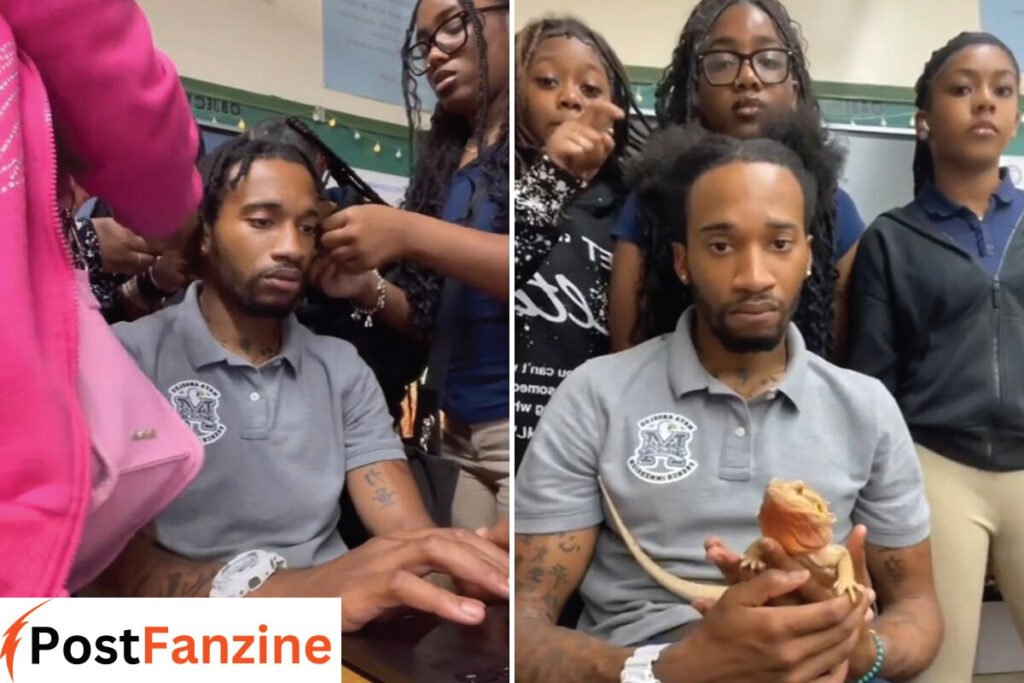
220 551 262 581
234 552 260 573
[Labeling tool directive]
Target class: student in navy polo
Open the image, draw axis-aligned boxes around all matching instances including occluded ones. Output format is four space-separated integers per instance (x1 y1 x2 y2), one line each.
847 32 1024 683
606 0 865 360
316 0 511 531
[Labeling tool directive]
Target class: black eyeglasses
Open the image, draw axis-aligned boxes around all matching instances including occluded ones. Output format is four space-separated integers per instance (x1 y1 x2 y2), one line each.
697 48 793 87
405 3 509 77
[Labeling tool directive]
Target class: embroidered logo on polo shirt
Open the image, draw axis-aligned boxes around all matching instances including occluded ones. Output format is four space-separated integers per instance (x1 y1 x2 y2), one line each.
169 380 226 445
628 413 698 484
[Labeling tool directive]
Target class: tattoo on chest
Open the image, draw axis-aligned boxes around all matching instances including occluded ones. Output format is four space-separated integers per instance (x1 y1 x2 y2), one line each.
721 372 785 399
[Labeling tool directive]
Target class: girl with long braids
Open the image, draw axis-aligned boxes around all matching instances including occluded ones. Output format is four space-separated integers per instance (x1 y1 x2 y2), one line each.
606 0 866 360
317 0 510 532
513 16 640 468
847 32 1024 682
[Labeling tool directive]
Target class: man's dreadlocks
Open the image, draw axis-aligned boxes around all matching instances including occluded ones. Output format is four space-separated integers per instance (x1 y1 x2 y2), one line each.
912 32 1019 197
514 16 647 187
636 0 838 358
247 117 323 173
185 136 325 274
631 109 844 347
395 0 510 335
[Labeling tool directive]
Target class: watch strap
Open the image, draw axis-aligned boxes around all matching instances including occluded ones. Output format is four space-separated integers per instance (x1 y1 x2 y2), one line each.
621 644 670 683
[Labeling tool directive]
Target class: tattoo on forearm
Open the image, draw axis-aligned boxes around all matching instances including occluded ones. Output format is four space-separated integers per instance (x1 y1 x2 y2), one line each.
373 487 396 509
524 565 546 587
531 546 549 564
550 564 568 589
871 596 942 678
516 614 625 683
364 467 383 487
558 535 582 554
542 594 559 622
132 564 220 597
883 552 906 587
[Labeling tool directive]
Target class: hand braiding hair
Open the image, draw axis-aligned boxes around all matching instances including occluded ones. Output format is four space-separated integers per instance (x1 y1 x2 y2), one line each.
396 0 510 335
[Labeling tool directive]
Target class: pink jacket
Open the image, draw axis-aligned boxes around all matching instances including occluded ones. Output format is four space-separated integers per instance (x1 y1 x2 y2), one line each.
0 0 201 596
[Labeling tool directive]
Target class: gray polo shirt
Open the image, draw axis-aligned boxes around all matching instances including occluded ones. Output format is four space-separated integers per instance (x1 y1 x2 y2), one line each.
114 282 406 568
516 307 930 647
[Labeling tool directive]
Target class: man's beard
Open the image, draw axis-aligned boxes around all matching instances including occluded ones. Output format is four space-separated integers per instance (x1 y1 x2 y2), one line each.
211 246 303 319
692 285 798 354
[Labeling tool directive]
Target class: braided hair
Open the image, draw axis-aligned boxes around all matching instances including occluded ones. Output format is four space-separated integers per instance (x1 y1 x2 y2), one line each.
395 0 510 334
913 32 1020 196
637 0 838 358
631 109 844 344
186 136 325 274
247 117 322 172
514 16 649 186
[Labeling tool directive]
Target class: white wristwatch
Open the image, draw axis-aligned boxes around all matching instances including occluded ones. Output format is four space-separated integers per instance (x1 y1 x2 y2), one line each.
209 550 287 597
621 644 670 683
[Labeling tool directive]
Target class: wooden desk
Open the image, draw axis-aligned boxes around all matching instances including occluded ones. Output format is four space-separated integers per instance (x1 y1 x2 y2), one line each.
342 665 373 683
342 605 509 683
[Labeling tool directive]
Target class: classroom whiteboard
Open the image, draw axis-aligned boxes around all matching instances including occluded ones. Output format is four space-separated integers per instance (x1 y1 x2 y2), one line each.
828 125 917 226
829 124 1024 226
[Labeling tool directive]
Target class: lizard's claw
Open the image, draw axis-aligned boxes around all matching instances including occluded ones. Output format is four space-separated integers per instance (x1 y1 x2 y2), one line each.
740 555 767 573
833 575 865 601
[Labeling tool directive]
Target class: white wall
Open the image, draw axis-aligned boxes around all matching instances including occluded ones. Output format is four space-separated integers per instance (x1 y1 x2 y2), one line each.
137 0 408 125
514 0 982 88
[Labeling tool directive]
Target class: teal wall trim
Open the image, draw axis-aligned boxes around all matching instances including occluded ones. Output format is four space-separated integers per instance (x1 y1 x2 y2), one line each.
625 67 1024 155
182 77 413 177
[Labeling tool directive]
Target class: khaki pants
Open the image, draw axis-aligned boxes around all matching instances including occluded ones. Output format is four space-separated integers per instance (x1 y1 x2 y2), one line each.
441 417 509 530
912 445 1024 683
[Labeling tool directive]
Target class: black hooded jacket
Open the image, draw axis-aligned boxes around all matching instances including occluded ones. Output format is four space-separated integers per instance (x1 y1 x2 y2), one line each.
846 201 1024 472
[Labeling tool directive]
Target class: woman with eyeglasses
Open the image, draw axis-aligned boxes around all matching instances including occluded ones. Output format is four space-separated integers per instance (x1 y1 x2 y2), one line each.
606 0 866 361
318 0 510 533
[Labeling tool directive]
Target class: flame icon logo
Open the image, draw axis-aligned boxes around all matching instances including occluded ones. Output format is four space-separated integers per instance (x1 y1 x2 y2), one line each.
1 601 48 682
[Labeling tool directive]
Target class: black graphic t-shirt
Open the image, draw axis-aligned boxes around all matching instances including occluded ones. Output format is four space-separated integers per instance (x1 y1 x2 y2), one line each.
514 159 624 466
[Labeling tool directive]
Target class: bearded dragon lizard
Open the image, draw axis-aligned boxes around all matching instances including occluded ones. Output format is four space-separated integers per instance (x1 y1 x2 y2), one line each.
599 477 864 602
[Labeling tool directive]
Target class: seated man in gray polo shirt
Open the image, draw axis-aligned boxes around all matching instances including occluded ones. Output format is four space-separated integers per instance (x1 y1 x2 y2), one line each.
515 118 942 682
98 137 507 631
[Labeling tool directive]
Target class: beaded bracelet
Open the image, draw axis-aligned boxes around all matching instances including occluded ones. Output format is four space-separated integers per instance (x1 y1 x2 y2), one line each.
856 629 885 683
350 270 387 328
